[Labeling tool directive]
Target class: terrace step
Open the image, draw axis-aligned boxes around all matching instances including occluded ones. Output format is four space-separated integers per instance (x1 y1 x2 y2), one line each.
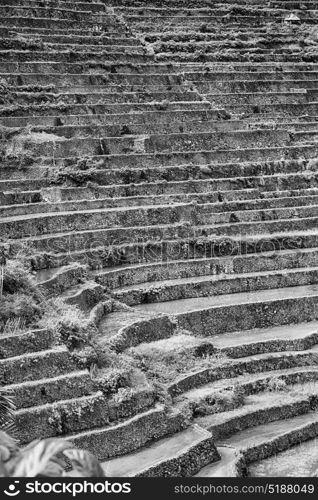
212 321 318 357
97 307 177 352
130 331 318 385
67 404 187 461
0 6 105 20
144 31 315 44
1 17 120 31
0 346 77 385
60 280 104 311
194 80 318 93
36 262 87 295
5 70 318 88
0 61 216 74
133 318 318 361
249 436 318 476
0 109 222 128
6 370 97 409
0 31 140 46
15 392 109 443
95 247 318 290
14 384 157 443
0 49 150 63
4 129 300 158
3 65 318 81
0 24 130 35
117 7 318 16
16 195 318 239
0 101 211 118
123 15 318 26
174 363 318 408
168 350 318 398
4 90 201 105
3 177 318 205
113 266 318 307
195 447 237 477
0 328 55 359
135 283 318 336
217 411 318 476
1 1 105 12
113 0 318 7
3 43 146 54
6 187 318 218
31 144 318 170
17 223 318 271
1 119 310 139
0 155 314 187
196 409 318 476
102 424 219 477
195 387 318 442
0 184 263 207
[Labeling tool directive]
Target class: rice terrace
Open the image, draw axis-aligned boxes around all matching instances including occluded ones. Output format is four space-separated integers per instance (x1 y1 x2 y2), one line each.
2 0 318 479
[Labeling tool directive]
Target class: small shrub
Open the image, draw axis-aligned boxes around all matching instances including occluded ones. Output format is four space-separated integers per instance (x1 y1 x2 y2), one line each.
0 294 42 327
129 334 227 384
154 99 169 111
0 433 104 477
52 157 105 186
192 385 245 417
151 380 173 409
266 377 288 392
72 346 99 369
38 297 94 349
96 368 131 396
88 345 145 396
0 258 44 331
2 259 40 297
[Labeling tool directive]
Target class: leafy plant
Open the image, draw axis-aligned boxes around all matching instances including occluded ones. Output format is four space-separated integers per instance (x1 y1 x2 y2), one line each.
0 257 45 331
1 318 25 337
0 434 104 477
38 297 93 349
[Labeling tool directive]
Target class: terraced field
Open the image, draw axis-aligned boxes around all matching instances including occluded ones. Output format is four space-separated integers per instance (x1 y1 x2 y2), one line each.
2 0 318 477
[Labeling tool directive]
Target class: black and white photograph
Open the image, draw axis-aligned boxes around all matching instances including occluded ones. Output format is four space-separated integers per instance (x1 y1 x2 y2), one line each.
1 0 318 495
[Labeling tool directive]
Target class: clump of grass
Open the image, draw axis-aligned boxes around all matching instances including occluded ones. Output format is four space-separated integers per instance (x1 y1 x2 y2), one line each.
266 377 288 392
95 366 132 396
1 317 26 337
89 345 147 397
0 126 34 165
15 34 45 50
38 297 93 349
39 297 147 396
0 257 44 332
0 295 42 330
2 259 39 296
153 99 169 111
0 137 36 170
0 78 14 106
129 333 227 384
52 157 105 186
191 385 245 417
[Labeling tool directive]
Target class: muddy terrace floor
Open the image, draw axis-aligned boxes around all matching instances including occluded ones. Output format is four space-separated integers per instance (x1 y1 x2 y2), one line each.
2 0 318 477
